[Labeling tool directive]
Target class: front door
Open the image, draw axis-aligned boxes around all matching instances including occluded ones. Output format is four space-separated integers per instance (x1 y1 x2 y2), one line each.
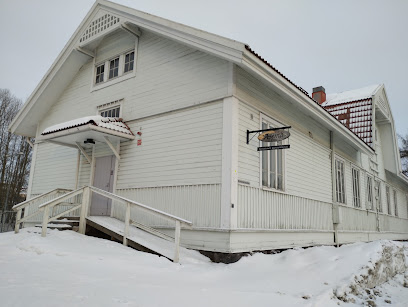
91 155 116 216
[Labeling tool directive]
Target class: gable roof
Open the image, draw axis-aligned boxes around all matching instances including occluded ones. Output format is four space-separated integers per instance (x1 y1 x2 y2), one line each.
321 84 382 148
10 0 374 156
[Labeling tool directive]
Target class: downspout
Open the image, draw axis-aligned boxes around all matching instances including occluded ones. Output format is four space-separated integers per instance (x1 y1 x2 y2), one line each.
331 131 340 247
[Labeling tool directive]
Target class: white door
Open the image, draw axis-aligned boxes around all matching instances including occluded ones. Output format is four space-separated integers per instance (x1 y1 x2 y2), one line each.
91 155 116 216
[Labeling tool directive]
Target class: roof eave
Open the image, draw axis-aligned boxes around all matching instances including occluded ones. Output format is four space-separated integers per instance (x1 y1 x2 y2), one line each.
241 49 374 155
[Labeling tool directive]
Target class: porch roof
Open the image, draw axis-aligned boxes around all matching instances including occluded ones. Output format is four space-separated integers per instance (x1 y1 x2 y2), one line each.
38 116 135 146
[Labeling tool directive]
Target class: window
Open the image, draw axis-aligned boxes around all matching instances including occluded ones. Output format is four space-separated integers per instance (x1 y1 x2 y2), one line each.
406 194 408 217
124 51 134 73
93 49 136 87
386 186 391 214
366 176 373 210
95 64 105 84
109 57 119 79
335 159 345 204
375 180 382 213
352 168 360 207
261 118 284 190
100 106 120 118
393 190 398 217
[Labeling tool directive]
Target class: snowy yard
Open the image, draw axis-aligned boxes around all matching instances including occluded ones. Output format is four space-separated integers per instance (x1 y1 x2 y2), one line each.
0 228 407 307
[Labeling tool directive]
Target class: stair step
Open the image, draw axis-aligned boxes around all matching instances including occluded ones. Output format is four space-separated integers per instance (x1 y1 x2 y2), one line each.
52 219 80 226
35 224 73 230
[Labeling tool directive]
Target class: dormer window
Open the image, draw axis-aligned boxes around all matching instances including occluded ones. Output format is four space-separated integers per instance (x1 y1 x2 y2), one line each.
109 57 119 79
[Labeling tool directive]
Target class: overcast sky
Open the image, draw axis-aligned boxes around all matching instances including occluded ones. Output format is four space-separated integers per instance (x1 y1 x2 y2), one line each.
0 0 407 135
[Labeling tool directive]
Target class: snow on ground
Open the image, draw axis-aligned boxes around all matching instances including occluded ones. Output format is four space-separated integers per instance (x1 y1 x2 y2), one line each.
0 228 407 307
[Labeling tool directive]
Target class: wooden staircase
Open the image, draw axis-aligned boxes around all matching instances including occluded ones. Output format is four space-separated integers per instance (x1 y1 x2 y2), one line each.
35 216 80 231
12 186 193 263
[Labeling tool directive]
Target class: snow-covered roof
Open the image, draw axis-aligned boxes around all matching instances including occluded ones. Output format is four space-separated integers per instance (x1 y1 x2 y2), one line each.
41 116 133 136
322 84 381 107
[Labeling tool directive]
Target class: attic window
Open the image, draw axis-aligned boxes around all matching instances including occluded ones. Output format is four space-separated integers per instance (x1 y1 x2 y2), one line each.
124 51 135 73
109 57 119 79
93 49 136 88
95 64 105 84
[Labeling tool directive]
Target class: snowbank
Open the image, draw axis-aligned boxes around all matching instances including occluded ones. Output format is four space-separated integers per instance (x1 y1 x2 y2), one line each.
0 228 406 306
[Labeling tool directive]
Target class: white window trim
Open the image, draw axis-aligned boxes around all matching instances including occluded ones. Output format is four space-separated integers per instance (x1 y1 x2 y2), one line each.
91 37 138 92
386 185 391 215
366 174 374 211
259 113 287 192
393 189 398 217
351 166 361 208
374 179 382 213
334 156 346 205
97 99 124 118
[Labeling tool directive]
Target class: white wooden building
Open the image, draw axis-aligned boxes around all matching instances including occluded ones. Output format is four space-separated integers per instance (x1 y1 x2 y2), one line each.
10 0 408 257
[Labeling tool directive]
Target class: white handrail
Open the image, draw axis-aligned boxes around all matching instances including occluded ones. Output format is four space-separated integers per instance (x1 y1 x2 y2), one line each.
14 185 191 263
89 185 191 262
89 186 193 226
12 188 72 211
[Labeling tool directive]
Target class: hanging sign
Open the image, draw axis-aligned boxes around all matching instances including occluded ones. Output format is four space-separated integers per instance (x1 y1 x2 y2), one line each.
246 126 291 151
258 129 290 142
257 144 290 151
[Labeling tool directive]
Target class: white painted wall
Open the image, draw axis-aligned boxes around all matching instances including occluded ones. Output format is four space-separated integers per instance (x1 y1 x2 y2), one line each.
38 30 230 133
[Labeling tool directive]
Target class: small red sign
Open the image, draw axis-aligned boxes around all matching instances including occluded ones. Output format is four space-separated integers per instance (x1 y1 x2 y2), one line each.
137 139 142 146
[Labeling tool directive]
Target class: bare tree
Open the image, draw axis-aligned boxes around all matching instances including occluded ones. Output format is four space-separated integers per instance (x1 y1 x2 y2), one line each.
0 89 32 217
399 133 408 176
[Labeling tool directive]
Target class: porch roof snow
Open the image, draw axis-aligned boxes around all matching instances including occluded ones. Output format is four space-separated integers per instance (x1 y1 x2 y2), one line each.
41 116 133 136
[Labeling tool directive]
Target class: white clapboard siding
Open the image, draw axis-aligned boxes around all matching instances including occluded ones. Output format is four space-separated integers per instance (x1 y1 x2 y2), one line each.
337 206 377 232
38 30 229 133
117 101 223 188
235 67 331 146
237 185 333 230
31 143 77 194
238 101 332 203
380 214 408 233
95 30 135 63
113 184 221 228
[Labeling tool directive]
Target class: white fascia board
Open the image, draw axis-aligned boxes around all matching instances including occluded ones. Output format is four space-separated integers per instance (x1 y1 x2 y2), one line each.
9 2 102 135
99 0 246 63
241 49 374 155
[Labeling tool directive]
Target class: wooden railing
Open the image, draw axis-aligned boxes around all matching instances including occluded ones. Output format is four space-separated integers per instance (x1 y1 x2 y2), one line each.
89 186 193 263
13 186 193 263
12 188 73 234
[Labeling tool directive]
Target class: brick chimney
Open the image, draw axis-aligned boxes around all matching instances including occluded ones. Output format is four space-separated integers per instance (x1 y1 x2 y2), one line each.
312 86 326 104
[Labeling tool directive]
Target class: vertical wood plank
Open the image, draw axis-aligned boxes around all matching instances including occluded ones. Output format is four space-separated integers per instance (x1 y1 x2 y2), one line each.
79 187 89 234
41 206 49 237
14 209 22 234
174 220 181 263
123 203 130 246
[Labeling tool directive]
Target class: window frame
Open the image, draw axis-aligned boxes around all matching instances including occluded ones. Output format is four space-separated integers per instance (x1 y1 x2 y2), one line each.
386 185 391 215
97 99 123 119
108 57 120 80
91 45 138 92
259 114 286 192
374 180 382 213
366 175 374 210
123 50 135 74
334 157 346 204
351 167 361 208
393 189 398 217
